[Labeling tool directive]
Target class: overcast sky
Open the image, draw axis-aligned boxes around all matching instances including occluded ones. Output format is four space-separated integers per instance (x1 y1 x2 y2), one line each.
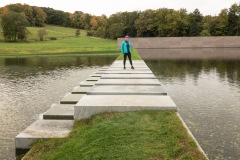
0 0 239 16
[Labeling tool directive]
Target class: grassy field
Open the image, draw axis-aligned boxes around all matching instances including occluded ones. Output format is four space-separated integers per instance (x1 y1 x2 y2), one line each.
0 25 86 41
0 25 119 56
23 111 206 160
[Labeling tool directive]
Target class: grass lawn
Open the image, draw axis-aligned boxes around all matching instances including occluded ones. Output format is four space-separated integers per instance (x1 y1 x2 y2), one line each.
23 111 206 160
0 25 119 56
0 36 120 56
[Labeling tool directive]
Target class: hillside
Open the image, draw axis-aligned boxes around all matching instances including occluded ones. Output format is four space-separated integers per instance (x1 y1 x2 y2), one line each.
0 25 119 56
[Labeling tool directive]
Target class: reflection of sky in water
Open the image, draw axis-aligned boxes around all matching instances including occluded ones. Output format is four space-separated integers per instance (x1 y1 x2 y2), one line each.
0 55 116 159
146 59 240 160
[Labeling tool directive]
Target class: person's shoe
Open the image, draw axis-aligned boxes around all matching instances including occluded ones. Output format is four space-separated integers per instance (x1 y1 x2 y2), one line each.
131 66 134 69
124 66 126 69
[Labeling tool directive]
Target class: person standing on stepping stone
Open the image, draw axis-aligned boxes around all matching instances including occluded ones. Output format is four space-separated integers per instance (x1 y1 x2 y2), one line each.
121 35 134 69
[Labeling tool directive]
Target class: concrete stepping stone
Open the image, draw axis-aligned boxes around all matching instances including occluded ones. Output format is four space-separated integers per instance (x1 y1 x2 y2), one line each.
91 74 103 77
107 68 150 71
43 104 74 120
15 120 73 150
86 77 100 81
72 86 92 94
113 60 146 64
96 79 161 85
101 70 153 74
88 85 167 95
80 81 96 87
101 74 156 79
74 95 177 120
60 94 85 104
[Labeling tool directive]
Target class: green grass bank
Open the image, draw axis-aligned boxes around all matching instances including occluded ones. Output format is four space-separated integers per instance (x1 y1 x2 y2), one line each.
23 111 207 160
0 25 119 56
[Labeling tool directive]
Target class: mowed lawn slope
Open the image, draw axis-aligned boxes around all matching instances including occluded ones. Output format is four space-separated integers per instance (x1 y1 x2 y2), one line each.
23 111 207 160
0 25 119 56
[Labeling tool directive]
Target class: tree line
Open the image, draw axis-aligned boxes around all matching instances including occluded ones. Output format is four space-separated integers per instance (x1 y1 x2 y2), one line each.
1 3 240 41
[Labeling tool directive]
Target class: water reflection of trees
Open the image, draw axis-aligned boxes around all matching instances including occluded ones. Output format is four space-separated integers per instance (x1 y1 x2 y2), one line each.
146 60 240 87
0 55 117 79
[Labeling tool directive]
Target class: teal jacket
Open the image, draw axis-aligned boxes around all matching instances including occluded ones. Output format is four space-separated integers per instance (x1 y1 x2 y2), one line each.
121 40 132 54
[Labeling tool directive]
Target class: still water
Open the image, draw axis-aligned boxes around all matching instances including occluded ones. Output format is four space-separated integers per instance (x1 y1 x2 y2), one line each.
138 49 240 160
0 55 117 160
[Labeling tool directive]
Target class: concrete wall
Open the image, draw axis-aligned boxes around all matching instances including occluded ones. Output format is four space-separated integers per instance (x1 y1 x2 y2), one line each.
118 37 240 49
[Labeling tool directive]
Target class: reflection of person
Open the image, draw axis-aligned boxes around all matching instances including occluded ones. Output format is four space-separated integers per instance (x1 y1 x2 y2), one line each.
121 35 134 69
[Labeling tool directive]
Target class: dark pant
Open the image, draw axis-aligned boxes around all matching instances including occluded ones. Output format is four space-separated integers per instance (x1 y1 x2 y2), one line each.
123 53 133 66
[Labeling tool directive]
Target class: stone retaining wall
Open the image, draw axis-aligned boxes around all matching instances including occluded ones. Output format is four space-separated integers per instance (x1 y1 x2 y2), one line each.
118 37 240 48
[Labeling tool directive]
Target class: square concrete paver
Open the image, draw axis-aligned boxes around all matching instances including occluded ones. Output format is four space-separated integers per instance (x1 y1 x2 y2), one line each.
103 70 152 74
80 81 96 87
72 86 92 94
88 85 167 95
15 120 73 149
43 104 74 120
101 74 156 79
96 79 161 85
86 77 100 81
60 94 85 104
74 95 177 120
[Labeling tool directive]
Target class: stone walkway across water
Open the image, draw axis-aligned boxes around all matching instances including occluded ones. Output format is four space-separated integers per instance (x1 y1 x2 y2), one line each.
15 60 177 155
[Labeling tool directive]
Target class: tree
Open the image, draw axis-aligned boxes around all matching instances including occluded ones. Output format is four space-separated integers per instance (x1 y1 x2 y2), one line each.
75 29 80 37
38 28 47 41
228 3 240 35
188 9 203 36
1 11 29 41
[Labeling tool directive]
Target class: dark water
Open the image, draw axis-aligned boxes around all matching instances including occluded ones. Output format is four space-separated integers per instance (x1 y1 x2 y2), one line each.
138 49 240 160
0 55 117 160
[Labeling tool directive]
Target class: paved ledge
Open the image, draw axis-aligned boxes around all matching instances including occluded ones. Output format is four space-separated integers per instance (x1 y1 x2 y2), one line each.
15 120 73 149
96 70 153 74
43 104 74 120
86 77 100 81
88 85 167 95
91 74 103 77
79 81 96 87
72 86 92 94
60 94 85 104
96 79 161 85
74 95 177 120
100 74 156 79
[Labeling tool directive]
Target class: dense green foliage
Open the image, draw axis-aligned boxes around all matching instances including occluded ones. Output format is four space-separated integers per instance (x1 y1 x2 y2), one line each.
1 2 240 41
1 11 29 41
23 111 207 160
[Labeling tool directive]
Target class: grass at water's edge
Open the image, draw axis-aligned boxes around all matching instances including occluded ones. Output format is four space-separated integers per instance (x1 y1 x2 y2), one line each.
23 111 207 160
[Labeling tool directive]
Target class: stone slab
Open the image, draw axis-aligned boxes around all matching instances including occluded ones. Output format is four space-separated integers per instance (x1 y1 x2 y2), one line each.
91 74 103 77
60 94 85 104
86 77 100 81
88 85 167 95
111 64 148 67
74 95 177 120
100 74 156 79
43 104 74 120
15 120 73 149
113 60 146 64
99 70 153 74
96 79 161 85
110 66 149 68
107 68 150 71
80 81 96 87
72 86 92 94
